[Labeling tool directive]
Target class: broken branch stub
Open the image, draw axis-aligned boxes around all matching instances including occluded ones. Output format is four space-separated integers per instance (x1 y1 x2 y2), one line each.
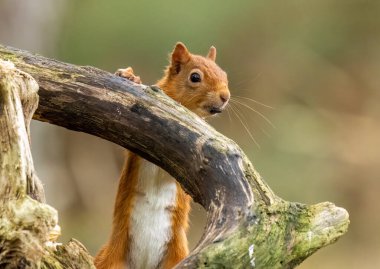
0 45 349 268
0 59 56 267
0 59 94 269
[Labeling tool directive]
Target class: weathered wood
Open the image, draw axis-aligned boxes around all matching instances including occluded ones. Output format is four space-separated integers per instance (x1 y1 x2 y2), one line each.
0 45 349 268
0 59 95 269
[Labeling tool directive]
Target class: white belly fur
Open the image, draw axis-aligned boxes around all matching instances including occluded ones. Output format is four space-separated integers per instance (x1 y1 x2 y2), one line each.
128 158 177 269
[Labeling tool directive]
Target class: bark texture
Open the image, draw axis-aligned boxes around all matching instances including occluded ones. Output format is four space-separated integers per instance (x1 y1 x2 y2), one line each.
0 45 349 268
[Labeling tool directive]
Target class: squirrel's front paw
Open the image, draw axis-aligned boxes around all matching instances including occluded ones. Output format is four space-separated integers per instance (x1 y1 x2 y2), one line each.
115 67 142 84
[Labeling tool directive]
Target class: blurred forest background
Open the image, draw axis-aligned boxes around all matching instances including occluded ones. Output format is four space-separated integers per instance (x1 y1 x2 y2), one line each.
1 0 379 268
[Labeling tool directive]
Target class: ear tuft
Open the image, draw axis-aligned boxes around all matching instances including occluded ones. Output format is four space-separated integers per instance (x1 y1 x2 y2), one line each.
207 46 217 61
171 42 191 66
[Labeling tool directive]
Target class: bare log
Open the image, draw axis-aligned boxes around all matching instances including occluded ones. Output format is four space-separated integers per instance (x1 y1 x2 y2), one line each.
0 45 349 268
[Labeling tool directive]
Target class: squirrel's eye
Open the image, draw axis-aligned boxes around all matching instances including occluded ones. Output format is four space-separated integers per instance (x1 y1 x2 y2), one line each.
190 72 201 83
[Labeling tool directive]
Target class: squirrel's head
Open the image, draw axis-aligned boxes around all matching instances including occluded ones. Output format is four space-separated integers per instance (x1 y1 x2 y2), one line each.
158 42 230 118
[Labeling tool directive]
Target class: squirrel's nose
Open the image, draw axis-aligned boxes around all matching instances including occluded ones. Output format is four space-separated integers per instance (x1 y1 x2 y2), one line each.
220 91 230 104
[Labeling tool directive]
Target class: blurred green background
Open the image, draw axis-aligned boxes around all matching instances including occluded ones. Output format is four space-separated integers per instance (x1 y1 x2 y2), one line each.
1 0 379 268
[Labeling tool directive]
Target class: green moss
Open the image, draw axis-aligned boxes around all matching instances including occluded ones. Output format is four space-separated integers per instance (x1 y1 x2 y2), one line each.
195 201 348 269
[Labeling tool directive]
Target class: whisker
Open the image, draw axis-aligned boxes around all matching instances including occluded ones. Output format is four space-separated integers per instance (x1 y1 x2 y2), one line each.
230 99 275 129
226 105 233 123
232 102 271 139
231 102 250 125
233 95 274 109
229 103 260 148
231 72 263 88
184 93 198 106
252 72 263 82
260 127 271 138
189 94 197 101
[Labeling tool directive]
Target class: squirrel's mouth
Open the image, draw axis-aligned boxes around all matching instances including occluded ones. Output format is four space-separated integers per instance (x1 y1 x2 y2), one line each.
207 101 228 115
209 107 223 114
200 102 228 117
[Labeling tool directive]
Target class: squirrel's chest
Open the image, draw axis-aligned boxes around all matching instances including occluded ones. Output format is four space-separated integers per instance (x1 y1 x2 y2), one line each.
128 159 177 269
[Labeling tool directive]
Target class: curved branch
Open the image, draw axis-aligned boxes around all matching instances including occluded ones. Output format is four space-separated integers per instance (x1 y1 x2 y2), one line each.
0 44 349 268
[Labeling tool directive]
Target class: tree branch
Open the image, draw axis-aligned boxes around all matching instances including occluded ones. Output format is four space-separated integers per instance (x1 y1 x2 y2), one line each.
0 44 349 268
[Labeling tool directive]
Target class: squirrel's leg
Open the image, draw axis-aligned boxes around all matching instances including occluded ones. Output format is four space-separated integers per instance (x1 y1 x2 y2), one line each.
94 152 141 269
115 67 142 84
161 184 191 269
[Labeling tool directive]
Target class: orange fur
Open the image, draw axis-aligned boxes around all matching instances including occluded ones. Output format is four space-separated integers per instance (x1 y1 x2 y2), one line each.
161 184 191 269
95 152 140 269
95 42 229 269
156 43 229 118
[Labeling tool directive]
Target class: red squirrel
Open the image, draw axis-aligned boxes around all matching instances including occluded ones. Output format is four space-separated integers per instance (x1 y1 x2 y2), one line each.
95 42 230 269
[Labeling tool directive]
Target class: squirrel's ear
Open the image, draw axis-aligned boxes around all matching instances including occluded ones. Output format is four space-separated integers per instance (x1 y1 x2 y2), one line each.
171 42 190 66
207 46 217 61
